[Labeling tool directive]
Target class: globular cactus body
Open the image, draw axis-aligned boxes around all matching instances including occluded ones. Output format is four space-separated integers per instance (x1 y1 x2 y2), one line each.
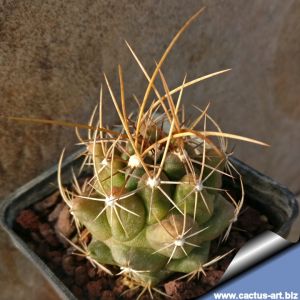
67 125 237 288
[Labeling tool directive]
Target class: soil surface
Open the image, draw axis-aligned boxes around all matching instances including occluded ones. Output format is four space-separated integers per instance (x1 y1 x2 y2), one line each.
14 192 273 300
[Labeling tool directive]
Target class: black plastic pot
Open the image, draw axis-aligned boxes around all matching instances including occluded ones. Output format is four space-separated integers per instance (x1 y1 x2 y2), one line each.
0 150 298 300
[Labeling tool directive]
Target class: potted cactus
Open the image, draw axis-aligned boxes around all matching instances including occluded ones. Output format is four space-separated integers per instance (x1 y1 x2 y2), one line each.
51 9 269 298
1 8 298 300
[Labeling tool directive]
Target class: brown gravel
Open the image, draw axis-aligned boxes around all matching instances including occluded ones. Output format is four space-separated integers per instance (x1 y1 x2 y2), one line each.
48 202 65 222
16 209 39 231
100 290 116 300
62 255 76 276
33 191 60 212
86 280 103 299
55 203 75 240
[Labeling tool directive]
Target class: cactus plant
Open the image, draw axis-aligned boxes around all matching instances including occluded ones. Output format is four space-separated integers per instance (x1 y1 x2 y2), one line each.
11 8 267 299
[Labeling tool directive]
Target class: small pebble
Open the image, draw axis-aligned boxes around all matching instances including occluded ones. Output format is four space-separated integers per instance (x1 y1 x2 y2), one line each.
74 265 89 286
34 191 60 211
88 267 97 279
16 210 39 231
62 255 76 276
47 251 62 266
86 280 103 299
55 204 75 239
164 280 185 297
48 202 65 222
71 285 83 299
202 270 224 286
101 290 116 300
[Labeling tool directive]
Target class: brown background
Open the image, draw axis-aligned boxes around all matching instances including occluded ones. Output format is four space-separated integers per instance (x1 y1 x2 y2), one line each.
0 1 299 299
